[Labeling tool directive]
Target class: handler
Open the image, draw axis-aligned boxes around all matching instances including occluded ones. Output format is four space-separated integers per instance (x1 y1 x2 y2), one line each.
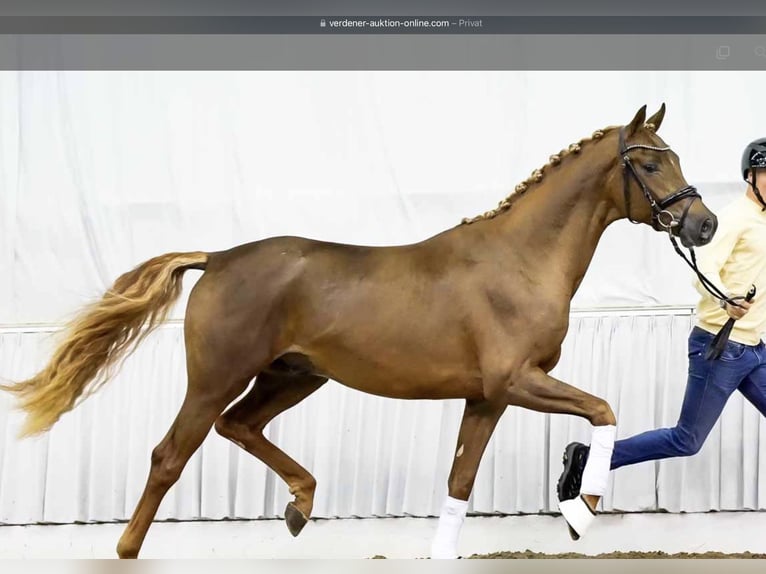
557 138 766 512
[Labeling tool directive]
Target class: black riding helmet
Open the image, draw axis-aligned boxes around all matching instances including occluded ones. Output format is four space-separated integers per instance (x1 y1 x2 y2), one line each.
742 138 766 210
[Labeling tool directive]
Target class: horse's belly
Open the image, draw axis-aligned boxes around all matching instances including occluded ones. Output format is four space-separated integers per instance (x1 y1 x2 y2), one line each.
306 345 484 400
334 371 483 400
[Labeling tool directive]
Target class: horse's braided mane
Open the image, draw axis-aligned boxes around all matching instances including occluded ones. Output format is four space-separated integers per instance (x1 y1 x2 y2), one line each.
461 125 626 224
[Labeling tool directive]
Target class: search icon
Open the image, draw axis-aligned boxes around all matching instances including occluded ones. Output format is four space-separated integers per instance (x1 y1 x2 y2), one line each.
756 46 766 57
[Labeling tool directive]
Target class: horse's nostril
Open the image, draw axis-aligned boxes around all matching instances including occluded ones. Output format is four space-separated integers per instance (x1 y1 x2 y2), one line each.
700 218 714 239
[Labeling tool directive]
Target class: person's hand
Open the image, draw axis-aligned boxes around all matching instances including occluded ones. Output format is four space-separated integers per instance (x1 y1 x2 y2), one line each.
724 298 753 320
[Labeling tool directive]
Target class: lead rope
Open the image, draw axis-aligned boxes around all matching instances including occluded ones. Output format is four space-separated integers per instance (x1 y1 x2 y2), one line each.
667 233 745 308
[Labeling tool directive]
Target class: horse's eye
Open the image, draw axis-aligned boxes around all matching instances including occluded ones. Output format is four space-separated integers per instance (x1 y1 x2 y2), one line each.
643 163 659 173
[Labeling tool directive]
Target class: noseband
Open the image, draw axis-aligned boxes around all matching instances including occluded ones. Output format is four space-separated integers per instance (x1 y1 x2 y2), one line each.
618 127 744 308
619 126 700 230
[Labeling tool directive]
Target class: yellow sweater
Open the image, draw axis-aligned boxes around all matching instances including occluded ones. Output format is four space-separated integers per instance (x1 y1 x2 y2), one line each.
694 194 766 345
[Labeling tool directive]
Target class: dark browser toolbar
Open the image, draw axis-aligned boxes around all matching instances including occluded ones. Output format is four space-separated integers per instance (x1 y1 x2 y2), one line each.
0 16 765 34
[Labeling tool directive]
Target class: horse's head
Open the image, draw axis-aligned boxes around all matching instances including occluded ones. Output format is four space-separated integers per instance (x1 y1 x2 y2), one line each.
610 104 717 247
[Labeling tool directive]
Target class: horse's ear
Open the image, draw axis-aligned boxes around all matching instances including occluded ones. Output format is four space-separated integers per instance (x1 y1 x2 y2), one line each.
626 105 647 135
645 103 666 133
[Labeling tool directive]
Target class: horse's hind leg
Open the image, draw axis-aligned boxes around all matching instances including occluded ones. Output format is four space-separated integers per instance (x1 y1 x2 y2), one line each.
431 399 505 559
214 370 327 537
115 375 252 558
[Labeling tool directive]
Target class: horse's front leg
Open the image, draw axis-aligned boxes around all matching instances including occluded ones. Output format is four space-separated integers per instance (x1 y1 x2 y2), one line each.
430 398 506 559
504 365 616 540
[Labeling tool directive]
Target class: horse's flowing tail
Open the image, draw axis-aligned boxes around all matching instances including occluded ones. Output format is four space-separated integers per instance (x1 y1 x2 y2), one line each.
0 251 209 438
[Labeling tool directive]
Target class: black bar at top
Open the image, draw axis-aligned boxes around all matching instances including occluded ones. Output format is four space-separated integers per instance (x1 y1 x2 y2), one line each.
0 16 764 34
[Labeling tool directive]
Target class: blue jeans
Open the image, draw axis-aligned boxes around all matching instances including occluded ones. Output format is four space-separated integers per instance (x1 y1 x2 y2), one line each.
611 326 766 470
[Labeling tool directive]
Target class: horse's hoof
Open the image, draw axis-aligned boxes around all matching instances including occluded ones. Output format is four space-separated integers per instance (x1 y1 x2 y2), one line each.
285 502 309 537
567 524 581 541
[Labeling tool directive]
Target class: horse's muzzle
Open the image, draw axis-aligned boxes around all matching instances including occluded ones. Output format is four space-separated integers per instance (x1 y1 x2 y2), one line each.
680 214 717 247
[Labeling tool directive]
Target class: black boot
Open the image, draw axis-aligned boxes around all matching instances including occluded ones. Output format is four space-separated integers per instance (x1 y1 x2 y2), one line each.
556 442 590 502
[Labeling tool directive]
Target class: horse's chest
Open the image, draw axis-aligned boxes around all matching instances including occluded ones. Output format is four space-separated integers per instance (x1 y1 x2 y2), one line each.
485 288 569 335
475 288 569 363
512 309 569 356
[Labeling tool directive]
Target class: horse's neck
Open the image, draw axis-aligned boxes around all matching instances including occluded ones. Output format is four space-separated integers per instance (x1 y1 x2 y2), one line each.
493 153 620 293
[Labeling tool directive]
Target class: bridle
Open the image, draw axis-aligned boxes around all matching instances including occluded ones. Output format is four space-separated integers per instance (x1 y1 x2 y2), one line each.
619 127 744 308
619 126 700 230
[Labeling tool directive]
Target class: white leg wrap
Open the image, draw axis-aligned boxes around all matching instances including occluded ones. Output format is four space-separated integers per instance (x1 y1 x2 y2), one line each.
430 496 468 559
558 495 596 538
580 424 616 496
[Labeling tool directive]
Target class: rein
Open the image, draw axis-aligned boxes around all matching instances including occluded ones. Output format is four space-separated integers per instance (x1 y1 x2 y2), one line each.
619 127 744 308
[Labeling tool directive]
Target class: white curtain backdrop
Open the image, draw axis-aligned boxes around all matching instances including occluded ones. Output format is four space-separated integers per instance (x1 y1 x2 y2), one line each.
1 71 765 524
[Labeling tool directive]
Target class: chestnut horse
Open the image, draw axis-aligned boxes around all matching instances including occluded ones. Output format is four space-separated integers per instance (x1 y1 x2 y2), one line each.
2 104 717 558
